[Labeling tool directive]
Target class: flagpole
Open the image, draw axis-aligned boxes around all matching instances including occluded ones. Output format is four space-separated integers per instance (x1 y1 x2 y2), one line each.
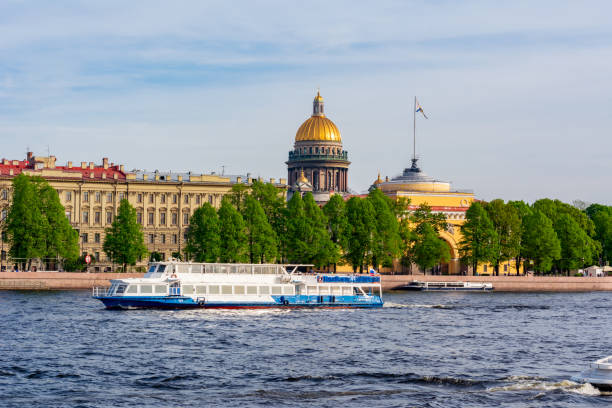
413 96 416 162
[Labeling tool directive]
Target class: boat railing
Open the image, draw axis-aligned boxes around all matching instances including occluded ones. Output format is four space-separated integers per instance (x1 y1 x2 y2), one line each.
92 287 109 297
593 356 612 370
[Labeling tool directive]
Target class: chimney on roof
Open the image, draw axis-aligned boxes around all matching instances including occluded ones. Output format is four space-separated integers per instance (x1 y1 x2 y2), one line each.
269 178 276 184
113 173 118 180
3 159 8 165
102 173 106 179
67 161 73 168
279 178 287 185
177 175 183 182
89 162 94 170
81 162 87 169
27 152 33 160
142 174 148 181
120 165 124 173
49 156 56 169
236 176 242 183
103 158 109 169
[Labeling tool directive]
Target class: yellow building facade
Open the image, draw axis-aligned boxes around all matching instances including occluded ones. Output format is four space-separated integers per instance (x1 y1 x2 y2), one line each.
0 152 286 271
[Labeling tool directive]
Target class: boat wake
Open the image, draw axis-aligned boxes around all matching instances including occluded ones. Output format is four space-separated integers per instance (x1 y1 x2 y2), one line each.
488 378 602 396
383 302 452 309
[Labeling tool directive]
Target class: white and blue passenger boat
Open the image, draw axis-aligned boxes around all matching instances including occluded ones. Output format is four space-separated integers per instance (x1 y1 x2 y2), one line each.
92 260 383 309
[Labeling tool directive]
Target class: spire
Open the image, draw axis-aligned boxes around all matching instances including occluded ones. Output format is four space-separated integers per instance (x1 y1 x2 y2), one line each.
313 91 324 117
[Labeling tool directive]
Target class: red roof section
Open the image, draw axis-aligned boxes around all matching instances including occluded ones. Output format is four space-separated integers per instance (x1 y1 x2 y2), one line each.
0 153 126 180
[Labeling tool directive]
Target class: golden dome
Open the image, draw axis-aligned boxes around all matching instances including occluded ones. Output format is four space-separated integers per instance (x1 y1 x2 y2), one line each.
314 91 323 102
295 116 341 142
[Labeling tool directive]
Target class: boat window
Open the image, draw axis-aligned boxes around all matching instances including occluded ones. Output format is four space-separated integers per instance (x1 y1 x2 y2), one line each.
319 286 330 295
196 285 207 294
191 265 203 274
221 285 232 295
246 286 257 295
115 285 126 294
140 285 153 294
234 285 245 295
282 286 293 295
177 265 190 274
209 285 220 294
147 265 157 273
155 285 167 294
259 286 270 295
158 265 166 273
271 286 282 295
353 287 363 295
342 287 352 295
307 286 317 294
183 285 194 295
332 286 342 295
126 285 137 294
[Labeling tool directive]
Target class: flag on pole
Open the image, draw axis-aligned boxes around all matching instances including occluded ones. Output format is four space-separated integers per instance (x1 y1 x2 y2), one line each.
415 98 428 119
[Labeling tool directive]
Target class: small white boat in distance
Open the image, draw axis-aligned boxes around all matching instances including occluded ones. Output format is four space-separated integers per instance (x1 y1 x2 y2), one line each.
572 355 612 391
397 281 493 291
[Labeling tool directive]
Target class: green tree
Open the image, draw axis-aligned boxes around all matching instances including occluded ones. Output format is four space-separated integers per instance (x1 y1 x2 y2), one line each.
412 222 450 273
411 203 447 233
586 204 612 265
391 197 415 271
485 199 521 275
218 198 248 263
185 203 220 262
459 202 499 275
243 195 277 263
103 199 148 272
554 213 595 273
250 180 287 258
508 200 532 275
229 183 249 213
323 194 349 272
344 197 376 272
522 210 561 273
4 174 79 270
303 193 338 267
285 193 308 263
367 188 401 270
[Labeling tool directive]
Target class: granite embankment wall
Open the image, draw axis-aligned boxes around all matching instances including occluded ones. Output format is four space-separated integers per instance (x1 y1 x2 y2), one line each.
381 274 612 292
1 272 611 292
0 272 143 290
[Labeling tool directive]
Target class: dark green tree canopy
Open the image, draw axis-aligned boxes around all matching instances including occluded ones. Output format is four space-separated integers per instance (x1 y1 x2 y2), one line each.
218 198 248 263
459 202 499 274
243 195 277 263
521 210 561 273
412 222 450 272
344 197 376 272
367 188 401 269
186 203 220 262
103 199 148 272
485 199 521 274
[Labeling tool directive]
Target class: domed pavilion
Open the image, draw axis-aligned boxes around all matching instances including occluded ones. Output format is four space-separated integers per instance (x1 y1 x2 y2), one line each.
286 92 350 203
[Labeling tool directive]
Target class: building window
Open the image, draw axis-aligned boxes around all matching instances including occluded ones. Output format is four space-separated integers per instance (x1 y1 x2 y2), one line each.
149 194 154 204
172 234 178 244
148 212 154 225
184 195 189 204
106 211 112 224
173 194 178 204
137 193 143 203
183 213 189 225
161 234 166 244
94 233 101 243
106 192 113 203
94 211 101 224
82 233 88 243
1 189 7 200
1 250 5 261
483 265 488 273
504 264 508 272
65 191 71 201
160 212 166 225
183 232 188 241
65 211 71 221
83 192 89 202
149 234 155 244
95 192 101 203
1 209 7 220
161 194 166 204
171 213 177 225
196 195 200 205
137 212 143 225
95 252 100 261
209 195 213 204
83 211 89 223
119 192 125 200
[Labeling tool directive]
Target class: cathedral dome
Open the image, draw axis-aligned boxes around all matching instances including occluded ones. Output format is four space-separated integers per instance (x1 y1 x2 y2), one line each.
295 116 342 142
295 91 342 142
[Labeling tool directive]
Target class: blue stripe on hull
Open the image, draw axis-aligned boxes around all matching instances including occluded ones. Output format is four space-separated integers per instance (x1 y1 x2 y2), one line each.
94 295 383 309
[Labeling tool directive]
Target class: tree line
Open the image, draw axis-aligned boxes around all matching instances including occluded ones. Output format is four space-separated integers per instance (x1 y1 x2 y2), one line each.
3 175 612 274
459 199 609 275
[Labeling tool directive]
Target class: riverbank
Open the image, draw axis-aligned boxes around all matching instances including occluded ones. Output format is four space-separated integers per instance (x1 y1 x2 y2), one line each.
1 271 612 291
382 274 612 292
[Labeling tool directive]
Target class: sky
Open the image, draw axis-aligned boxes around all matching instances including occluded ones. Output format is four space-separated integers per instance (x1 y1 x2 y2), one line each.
1 1 611 204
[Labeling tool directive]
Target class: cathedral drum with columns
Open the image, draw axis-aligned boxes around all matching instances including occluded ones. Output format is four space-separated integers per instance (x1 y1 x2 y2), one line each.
286 92 350 203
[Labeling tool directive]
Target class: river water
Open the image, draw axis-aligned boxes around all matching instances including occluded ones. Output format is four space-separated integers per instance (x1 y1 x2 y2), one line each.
0 290 610 407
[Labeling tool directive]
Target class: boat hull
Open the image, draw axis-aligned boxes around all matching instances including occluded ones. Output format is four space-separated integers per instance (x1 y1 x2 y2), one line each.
94 295 383 310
